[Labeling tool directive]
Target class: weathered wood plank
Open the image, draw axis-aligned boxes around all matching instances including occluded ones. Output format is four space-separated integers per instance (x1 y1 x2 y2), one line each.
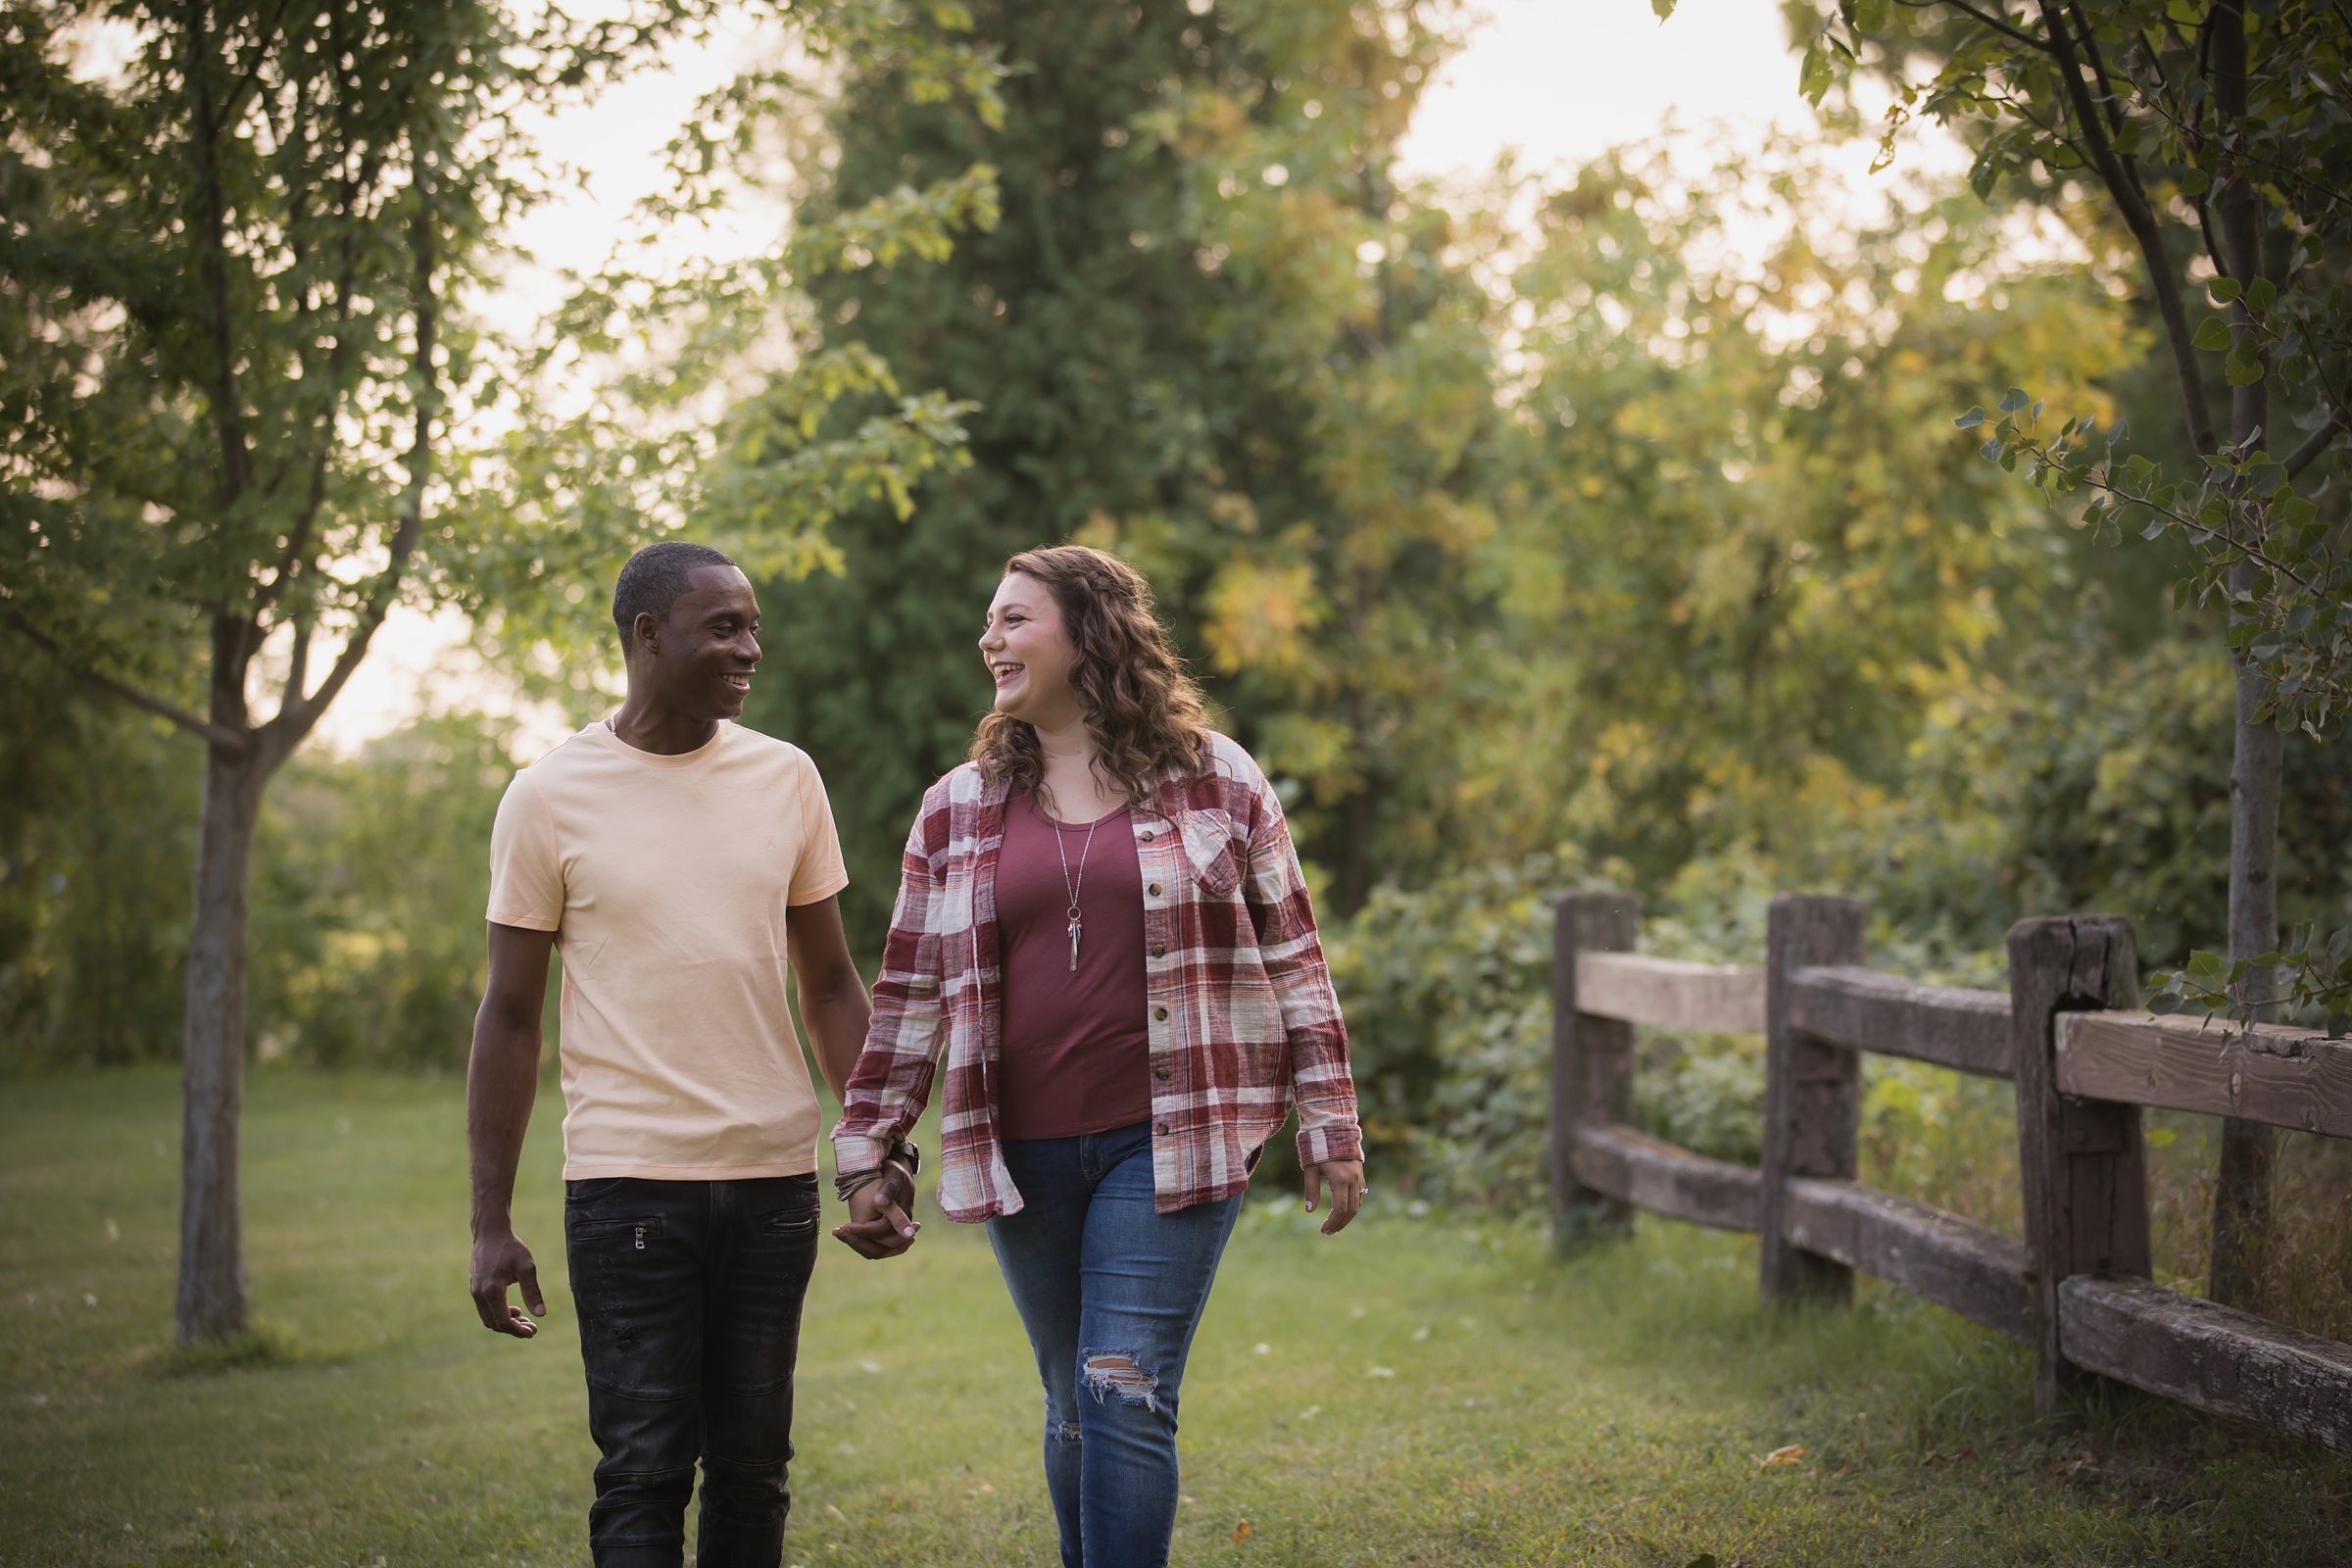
1552 893 1642 1249
2059 1273 2352 1455
1781 1178 2033 1341
1788 966 2013 1078
2009 916 2147 1415
1573 952 1765 1035
2057 1010 2352 1140
1569 1123 1761 1234
1760 895 1868 1304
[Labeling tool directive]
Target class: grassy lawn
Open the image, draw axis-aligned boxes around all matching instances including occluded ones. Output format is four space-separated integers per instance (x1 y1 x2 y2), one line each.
3 1067 2346 1567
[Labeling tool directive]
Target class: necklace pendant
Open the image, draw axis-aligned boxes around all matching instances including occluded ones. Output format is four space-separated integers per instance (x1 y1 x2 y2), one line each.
1066 906 1083 972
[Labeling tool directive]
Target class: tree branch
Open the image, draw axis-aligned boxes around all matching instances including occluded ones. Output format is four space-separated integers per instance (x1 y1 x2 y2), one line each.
266 193 440 758
185 1 258 503
2034 0 2218 454
2 609 249 753
1903 0 2054 54
250 64 384 627
2283 409 2347 481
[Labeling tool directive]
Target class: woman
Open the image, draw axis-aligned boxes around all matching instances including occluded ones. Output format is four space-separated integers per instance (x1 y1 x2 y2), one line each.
830 544 1365 1568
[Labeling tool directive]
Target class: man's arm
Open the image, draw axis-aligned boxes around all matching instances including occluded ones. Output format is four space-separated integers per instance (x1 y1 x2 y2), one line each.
467 920 556 1339
785 894 871 1104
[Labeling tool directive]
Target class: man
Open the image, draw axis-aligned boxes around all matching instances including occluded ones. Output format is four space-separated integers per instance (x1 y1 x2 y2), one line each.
466 541 904 1567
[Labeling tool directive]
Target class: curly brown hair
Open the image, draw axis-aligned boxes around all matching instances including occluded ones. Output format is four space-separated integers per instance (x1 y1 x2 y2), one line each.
971 545 1217 811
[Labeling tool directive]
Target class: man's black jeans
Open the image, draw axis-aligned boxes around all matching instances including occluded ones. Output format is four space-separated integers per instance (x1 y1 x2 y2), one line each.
564 1174 821 1568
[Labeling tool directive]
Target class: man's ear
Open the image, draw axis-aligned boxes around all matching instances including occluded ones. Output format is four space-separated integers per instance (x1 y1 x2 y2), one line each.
633 610 663 659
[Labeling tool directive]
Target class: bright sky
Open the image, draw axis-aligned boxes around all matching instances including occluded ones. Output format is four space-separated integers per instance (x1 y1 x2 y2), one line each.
318 0 1829 751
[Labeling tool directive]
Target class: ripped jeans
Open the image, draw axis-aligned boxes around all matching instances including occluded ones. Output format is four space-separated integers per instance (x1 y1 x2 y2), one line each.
987 1122 1245 1568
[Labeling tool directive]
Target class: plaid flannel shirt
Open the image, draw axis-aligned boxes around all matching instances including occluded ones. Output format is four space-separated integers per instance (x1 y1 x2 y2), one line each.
833 732 1362 1220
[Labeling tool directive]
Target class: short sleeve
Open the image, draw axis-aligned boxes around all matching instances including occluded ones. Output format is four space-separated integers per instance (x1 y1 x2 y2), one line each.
788 752 850 906
486 771 564 931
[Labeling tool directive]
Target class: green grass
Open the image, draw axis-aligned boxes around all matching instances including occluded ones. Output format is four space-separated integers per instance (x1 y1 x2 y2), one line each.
3 1068 2346 1567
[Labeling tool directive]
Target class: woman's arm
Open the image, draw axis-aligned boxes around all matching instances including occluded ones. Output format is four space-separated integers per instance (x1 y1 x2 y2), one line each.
831 808 953 1175
1235 762 1365 1232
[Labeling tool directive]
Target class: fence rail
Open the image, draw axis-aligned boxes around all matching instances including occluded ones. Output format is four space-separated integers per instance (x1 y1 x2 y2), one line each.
1572 952 1763 1035
1786 965 2012 1078
2055 1010 2352 1138
1548 892 2352 1456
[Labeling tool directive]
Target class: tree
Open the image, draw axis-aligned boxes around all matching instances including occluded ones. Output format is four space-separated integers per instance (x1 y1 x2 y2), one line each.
1752 0 2352 1302
1472 129 2142 883
0 0 990 1344
742 0 1497 927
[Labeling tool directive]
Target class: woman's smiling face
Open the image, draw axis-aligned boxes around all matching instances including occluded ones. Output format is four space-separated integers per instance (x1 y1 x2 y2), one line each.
979 570 1082 726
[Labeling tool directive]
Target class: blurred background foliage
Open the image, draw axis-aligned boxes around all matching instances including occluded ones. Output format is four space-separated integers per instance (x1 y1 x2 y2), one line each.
3 0 2347 1312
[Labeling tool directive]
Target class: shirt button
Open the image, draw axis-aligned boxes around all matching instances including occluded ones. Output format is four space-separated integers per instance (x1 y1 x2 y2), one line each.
1154 1122 1169 1136
1152 1005 1169 1021
1141 829 1154 842
1153 1065 1173 1082
1148 882 1162 897
1151 943 1166 958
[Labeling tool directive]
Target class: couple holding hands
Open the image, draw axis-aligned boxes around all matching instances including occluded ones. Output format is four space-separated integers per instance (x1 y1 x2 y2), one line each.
466 542 1366 1568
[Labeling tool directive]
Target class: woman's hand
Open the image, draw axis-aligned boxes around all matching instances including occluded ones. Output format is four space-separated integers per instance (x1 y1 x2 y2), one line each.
832 1161 920 1259
1302 1159 1365 1235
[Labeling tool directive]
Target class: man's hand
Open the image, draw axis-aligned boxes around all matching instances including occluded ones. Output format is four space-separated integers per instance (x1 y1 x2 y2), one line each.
1302 1159 1365 1236
470 1227 547 1338
831 1161 919 1260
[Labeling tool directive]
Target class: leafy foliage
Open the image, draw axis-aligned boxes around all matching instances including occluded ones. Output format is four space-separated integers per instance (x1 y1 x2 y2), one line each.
1783 0 2352 1032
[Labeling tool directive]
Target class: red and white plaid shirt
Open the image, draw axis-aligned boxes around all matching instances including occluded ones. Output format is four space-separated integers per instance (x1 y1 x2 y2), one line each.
833 732 1362 1219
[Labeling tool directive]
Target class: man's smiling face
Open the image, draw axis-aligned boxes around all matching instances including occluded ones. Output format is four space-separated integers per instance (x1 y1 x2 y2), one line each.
640 564 761 722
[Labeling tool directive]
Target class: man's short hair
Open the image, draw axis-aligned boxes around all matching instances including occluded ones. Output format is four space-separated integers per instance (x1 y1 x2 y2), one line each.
612 541 739 646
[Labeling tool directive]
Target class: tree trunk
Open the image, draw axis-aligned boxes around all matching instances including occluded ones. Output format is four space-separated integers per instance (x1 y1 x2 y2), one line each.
175 619 266 1345
2209 0 2278 1309
2214 647 2281 1306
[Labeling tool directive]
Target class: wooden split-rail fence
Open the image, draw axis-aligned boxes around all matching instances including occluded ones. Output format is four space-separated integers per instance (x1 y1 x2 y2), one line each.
1549 891 2352 1455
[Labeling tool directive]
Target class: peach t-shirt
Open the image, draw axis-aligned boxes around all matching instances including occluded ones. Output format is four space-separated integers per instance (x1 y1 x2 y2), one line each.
486 719 849 1180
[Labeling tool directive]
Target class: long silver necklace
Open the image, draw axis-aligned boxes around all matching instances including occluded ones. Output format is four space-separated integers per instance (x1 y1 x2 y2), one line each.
1051 801 1104 973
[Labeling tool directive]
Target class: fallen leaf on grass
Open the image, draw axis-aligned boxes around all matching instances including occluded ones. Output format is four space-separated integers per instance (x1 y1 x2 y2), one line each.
1921 1447 1975 1465
1754 1445 1806 1469
1231 1519 1252 1544
1365 1365 1396 1379
967 1482 995 1496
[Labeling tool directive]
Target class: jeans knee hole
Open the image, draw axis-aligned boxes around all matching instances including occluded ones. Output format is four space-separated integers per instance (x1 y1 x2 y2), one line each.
1080 1349 1161 1413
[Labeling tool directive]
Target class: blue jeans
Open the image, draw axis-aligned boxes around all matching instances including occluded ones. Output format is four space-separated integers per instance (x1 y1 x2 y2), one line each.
987 1122 1246 1568
564 1174 821 1568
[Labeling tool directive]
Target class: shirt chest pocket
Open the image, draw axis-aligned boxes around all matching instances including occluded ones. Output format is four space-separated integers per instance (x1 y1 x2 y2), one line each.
1180 810 1245 898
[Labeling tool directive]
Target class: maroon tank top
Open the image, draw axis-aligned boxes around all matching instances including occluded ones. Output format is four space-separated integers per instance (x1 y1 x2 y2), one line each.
995 792 1152 1140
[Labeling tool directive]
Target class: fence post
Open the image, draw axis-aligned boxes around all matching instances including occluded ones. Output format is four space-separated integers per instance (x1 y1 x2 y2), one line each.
1759 893 1867 1304
2008 915 2148 1415
1551 890 1641 1250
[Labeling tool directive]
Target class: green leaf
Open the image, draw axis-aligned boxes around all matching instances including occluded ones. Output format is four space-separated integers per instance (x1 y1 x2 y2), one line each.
2180 166 2211 197
1998 387 2031 415
1799 41 1834 105
1953 407 1986 429
2192 315 2232 352
2187 949 2228 980
1980 437 2004 462
2247 277 2276 314
1651 0 1678 16
2226 349 2266 386
2208 277 2242 305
